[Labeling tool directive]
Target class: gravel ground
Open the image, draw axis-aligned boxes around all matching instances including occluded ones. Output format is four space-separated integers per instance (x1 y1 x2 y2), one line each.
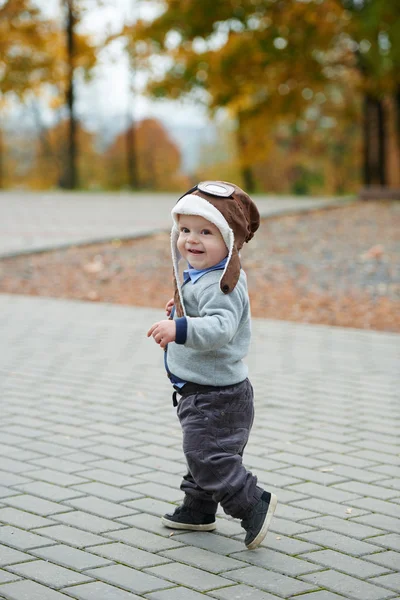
1 201 399 332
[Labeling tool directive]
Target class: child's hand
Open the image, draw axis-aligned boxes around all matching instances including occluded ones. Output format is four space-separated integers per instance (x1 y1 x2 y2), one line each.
147 319 176 349
165 298 174 317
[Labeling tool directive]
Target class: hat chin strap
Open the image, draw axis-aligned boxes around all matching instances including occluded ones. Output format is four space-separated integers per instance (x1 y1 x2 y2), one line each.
170 227 186 317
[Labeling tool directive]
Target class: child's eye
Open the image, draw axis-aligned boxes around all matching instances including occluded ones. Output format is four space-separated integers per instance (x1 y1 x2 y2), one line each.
180 227 190 233
201 229 211 235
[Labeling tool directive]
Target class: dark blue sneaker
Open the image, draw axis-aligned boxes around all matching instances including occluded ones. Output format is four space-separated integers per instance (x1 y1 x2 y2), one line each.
162 505 216 531
242 491 278 549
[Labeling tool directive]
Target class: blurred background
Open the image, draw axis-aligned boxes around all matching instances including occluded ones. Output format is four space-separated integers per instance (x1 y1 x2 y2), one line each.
1 0 399 195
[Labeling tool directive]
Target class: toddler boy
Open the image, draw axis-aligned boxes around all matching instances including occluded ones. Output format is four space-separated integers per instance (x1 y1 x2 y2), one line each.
147 181 277 549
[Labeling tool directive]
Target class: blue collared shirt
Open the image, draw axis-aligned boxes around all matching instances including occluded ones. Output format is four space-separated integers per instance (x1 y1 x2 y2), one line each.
183 257 228 284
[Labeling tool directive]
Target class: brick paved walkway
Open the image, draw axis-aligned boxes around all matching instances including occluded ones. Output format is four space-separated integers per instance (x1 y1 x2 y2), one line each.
0 293 399 600
0 191 346 257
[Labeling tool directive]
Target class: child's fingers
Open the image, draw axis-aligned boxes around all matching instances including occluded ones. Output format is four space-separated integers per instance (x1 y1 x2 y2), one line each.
147 323 159 337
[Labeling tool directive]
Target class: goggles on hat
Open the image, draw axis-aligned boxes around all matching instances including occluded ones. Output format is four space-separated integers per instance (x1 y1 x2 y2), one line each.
178 181 235 201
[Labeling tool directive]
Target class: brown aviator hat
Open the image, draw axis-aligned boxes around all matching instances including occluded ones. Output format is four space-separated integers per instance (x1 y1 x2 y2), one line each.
171 181 260 317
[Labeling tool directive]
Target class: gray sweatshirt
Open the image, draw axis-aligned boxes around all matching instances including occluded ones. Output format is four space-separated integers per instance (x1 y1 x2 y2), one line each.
166 269 251 386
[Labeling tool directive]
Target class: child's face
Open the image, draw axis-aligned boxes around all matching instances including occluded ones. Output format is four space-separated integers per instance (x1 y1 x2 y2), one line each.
177 214 228 270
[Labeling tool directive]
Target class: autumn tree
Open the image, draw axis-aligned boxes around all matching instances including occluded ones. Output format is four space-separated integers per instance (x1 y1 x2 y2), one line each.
102 117 188 191
0 0 58 187
127 0 399 192
59 0 98 189
126 0 354 192
343 0 400 188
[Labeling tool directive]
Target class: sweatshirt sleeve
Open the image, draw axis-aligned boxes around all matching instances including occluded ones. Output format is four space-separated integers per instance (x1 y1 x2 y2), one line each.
184 283 244 350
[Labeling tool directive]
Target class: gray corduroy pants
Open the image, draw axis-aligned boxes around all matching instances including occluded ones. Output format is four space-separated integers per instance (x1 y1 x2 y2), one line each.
176 378 263 519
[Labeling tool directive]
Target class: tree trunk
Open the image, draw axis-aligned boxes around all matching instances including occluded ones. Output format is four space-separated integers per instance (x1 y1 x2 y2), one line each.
63 0 78 189
126 122 138 189
362 94 386 186
363 96 372 186
377 98 386 185
237 112 255 193
242 166 255 194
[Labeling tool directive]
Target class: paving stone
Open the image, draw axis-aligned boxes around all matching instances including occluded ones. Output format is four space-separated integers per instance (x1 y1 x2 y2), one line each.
161 546 246 574
2 494 72 516
175 531 245 555
71 483 140 503
134 456 185 474
115 512 186 537
368 534 400 552
31 543 112 570
276 504 320 521
64 496 136 519
302 549 391 578
239 532 321 555
313 452 378 470
0 525 52 550
0 507 54 530
335 481 398 501
17 441 72 457
230 548 322 576
75 469 140 487
146 562 232 592
63 581 143 599
301 568 395 600
0 486 19 499
0 544 33 566
25 469 89 487
0 579 71 599
84 564 173 594
322 464 388 484
89 542 170 568
287 483 360 504
50 510 125 534
223 566 316 597
301 515 384 539
122 497 179 517
278 466 346 486
128 482 181 503
85 458 149 474
348 498 400 519
0 471 32 487
0 569 20 583
292 497 368 519
0 457 38 474
31 524 107 548
61 451 103 464
353 514 400 534
208 584 281 599
29 457 89 473
270 516 315 536
351 450 400 467
15 482 83 502
6 559 92 588
366 551 400 571
292 593 351 600
369 573 400 594
298 529 382 556
147 586 221 600
105 527 183 552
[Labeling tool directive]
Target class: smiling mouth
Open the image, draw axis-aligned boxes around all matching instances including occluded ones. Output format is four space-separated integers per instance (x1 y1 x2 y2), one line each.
188 249 204 255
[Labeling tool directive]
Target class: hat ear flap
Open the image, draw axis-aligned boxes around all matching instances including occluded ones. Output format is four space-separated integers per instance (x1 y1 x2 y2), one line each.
220 245 241 295
171 226 185 317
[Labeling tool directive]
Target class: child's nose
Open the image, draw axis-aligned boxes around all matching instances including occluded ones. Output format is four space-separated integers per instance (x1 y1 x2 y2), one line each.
187 231 199 243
